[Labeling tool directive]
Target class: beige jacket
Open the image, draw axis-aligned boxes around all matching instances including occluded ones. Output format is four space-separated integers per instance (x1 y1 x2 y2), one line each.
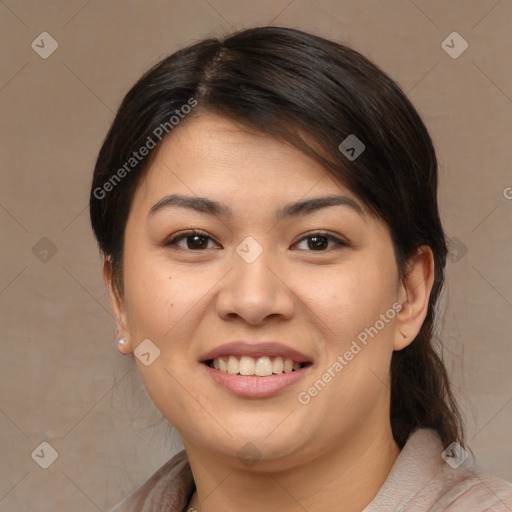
110 428 512 511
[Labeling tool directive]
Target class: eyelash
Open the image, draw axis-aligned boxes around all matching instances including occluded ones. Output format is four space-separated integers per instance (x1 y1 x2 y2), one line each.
163 230 349 252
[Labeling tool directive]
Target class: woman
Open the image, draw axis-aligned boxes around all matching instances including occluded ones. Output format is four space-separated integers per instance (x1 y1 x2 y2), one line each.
89 26 512 511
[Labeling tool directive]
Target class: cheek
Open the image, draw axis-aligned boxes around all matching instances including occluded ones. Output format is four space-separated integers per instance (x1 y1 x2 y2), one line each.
122 247 203 342
121 249 213 426
299 259 397 340
292 262 398 441
122 247 228 380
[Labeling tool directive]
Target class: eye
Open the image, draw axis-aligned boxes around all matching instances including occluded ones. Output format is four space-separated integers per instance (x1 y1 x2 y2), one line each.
164 230 220 251
293 232 348 251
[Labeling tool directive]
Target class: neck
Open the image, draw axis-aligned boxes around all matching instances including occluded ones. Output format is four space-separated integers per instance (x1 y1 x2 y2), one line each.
185 420 400 512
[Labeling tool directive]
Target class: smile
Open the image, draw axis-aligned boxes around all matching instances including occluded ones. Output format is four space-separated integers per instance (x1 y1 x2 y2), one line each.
200 340 313 398
206 355 309 376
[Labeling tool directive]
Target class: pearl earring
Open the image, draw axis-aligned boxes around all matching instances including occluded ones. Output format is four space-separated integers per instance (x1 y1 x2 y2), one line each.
118 338 126 346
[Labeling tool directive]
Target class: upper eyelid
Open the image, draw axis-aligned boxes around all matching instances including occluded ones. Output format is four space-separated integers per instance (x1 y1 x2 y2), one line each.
293 232 349 248
165 229 221 246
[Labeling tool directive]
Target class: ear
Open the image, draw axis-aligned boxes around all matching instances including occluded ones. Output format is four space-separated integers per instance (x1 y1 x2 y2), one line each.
394 245 435 351
103 257 133 354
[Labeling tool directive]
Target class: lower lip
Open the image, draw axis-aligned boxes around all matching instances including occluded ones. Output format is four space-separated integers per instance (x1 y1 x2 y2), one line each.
202 364 310 398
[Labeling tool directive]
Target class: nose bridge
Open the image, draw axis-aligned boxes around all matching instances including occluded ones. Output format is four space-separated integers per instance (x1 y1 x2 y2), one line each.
215 236 294 324
234 241 274 290
232 236 279 297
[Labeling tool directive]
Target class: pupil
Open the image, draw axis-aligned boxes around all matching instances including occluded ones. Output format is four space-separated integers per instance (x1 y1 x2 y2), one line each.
188 235 207 249
308 236 328 250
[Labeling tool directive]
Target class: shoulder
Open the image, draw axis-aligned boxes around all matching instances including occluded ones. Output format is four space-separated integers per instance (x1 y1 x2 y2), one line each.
432 461 512 511
365 428 512 511
108 449 195 512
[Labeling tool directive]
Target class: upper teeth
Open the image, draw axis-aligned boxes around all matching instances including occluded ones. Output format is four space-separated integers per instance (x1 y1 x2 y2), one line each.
212 355 302 376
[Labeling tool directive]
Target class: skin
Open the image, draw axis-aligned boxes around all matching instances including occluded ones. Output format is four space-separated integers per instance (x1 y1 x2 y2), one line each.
105 114 435 511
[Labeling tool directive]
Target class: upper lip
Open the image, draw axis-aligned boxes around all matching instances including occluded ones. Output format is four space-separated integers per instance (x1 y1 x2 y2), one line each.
200 341 312 363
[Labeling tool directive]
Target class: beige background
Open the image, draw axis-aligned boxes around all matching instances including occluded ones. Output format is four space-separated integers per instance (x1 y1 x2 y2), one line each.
1 0 511 510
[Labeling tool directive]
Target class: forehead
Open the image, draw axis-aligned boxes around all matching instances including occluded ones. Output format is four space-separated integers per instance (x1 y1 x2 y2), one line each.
134 114 362 208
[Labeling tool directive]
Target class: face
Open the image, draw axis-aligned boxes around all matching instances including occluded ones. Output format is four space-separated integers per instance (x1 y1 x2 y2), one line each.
114 114 408 470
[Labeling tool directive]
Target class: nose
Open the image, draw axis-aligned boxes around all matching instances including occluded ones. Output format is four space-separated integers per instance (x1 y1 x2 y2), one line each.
215 246 295 326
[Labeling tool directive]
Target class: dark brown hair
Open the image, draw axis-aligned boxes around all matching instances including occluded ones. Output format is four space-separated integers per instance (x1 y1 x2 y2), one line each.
90 26 464 449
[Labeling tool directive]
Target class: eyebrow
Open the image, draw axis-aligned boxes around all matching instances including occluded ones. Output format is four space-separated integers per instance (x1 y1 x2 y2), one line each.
148 193 365 220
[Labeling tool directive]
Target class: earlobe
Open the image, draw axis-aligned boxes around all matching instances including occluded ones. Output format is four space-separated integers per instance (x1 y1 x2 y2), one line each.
394 246 435 351
116 337 131 355
103 257 133 354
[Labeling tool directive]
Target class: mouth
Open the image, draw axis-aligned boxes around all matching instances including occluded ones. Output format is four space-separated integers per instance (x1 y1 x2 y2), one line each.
199 341 313 398
204 355 311 376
